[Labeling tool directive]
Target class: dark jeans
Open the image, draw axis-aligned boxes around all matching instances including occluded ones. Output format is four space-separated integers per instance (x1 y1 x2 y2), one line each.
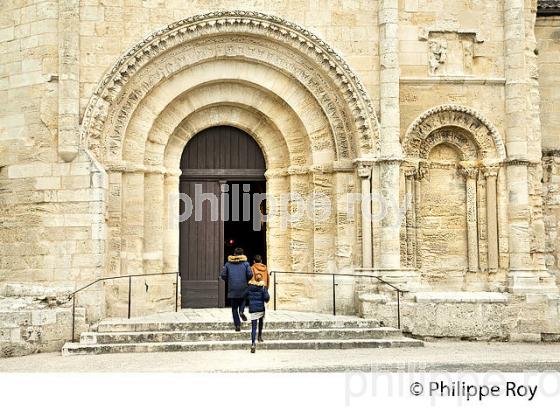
230 298 246 327
251 316 264 344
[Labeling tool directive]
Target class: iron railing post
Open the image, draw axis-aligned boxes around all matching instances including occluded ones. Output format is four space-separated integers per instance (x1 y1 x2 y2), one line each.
175 271 179 312
397 290 401 329
273 271 277 311
71 296 76 342
128 276 132 319
332 274 336 316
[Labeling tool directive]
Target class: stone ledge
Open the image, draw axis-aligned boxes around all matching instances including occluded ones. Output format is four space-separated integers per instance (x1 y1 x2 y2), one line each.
414 292 509 303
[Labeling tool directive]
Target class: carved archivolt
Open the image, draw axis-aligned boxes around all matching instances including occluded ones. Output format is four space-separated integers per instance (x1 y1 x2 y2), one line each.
403 104 506 161
80 10 380 161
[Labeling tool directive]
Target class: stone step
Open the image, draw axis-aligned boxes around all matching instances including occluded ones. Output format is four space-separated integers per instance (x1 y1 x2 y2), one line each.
62 338 424 355
96 318 381 333
80 327 402 344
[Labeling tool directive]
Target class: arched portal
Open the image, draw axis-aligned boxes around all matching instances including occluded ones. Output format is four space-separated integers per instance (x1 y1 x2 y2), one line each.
179 126 266 308
80 11 381 316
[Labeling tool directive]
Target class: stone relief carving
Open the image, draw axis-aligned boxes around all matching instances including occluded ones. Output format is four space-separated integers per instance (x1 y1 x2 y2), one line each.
81 10 380 162
428 39 447 75
421 30 482 76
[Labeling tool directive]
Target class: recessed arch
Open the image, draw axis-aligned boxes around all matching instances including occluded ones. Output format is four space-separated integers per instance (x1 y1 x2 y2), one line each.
140 77 320 168
403 104 506 161
163 104 290 170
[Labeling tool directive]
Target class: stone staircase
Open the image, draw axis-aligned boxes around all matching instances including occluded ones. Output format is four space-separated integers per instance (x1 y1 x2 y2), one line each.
62 309 423 355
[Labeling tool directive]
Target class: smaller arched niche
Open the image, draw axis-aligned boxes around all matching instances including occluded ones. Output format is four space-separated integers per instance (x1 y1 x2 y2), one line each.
418 142 468 284
402 105 505 290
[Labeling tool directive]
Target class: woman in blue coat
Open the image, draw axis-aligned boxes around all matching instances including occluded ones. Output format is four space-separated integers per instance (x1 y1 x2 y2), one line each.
220 247 253 331
246 272 270 353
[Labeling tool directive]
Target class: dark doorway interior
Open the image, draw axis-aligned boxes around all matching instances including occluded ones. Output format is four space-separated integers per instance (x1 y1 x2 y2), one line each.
223 181 267 265
223 181 267 307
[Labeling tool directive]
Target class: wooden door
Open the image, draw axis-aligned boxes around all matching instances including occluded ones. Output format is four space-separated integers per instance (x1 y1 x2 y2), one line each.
179 180 224 308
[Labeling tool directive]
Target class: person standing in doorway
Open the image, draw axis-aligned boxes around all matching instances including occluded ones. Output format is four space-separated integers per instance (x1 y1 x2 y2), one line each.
220 247 252 331
251 255 270 288
246 272 270 353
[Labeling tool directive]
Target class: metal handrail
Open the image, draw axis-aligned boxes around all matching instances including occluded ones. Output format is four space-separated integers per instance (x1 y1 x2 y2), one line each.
68 271 179 342
270 270 408 329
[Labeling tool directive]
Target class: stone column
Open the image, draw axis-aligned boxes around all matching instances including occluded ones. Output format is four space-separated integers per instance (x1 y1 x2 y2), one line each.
58 0 80 162
460 166 479 272
163 172 181 274
333 163 356 273
378 0 402 270
264 169 290 273
484 166 499 272
379 0 401 159
404 167 417 268
414 164 426 269
504 0 536 291
357 161 373 269
288 167 313 273
379 159 402 269
143 171 164 274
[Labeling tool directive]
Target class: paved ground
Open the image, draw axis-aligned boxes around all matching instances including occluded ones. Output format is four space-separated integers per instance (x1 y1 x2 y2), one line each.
2 341 560 372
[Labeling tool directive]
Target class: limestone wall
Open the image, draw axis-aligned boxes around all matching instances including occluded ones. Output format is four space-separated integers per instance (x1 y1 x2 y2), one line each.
544 153 560 281
536 16 560 152
0 1 108 321
537 16 560 283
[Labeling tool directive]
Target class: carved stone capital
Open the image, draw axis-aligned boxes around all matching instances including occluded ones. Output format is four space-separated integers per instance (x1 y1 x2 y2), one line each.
404 167 417 179
482 166 499 178
459 166 479 179
416 161 429 180
355 160 374 178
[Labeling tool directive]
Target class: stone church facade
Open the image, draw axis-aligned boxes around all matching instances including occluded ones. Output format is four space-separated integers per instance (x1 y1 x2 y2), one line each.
1 0 560 353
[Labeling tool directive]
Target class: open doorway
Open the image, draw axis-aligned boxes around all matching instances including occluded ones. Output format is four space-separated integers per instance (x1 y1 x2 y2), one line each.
223 181 266 306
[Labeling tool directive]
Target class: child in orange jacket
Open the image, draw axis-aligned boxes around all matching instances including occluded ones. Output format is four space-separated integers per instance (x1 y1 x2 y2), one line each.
251 255 270 288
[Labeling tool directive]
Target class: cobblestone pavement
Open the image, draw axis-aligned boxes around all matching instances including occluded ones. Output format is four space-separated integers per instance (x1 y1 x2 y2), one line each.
2 341 560 372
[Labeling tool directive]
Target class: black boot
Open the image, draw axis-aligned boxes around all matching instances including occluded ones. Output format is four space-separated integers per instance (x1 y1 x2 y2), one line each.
240 313 248 322
258 334 264 343
250 344 256 353
235 325 241 332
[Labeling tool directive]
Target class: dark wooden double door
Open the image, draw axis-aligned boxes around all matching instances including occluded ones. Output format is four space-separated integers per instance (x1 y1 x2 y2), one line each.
179 126 266 308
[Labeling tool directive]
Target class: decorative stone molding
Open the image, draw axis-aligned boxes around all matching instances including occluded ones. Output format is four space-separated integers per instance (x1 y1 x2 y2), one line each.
404 104 506 161
504 158 536 167
287 165 310 176
264 168 290 179
105 161 180 176
418 28 485 44
80 10 380 160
